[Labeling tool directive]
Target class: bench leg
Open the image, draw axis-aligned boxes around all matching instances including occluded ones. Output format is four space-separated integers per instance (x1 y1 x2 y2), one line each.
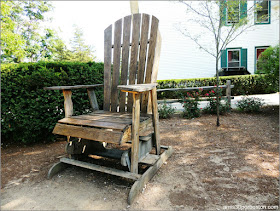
131 93 140 174
150 88 160 155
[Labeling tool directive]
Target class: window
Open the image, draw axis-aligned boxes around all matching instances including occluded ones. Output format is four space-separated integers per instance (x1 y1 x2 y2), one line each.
228 49 240 67
227 1 240 24
255 46 269 72
221 48 247 69
222 1 247 25
255 0 270 24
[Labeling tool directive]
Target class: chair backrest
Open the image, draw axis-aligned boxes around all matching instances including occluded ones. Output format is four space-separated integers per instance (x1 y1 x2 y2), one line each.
103 13 161 113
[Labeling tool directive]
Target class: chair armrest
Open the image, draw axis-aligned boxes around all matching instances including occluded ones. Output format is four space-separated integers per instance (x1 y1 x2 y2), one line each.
118 83 157 93
44 84 103 90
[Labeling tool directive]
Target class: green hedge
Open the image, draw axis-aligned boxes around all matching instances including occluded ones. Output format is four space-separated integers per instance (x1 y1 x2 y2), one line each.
1 61 104 144
157 74 279 99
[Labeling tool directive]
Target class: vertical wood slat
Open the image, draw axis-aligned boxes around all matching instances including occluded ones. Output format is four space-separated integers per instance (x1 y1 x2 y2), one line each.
137 14 150 85
104 25 112 111
111 19 123 112
63 90 73 118
127 13 141 112
147 30 162 114
87 88 99 110
119 15 132 112
142 16 159 113
131 93 140 173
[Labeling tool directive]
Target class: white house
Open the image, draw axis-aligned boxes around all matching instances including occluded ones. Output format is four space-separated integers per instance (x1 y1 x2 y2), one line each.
219 0 279 75
138 0 279 79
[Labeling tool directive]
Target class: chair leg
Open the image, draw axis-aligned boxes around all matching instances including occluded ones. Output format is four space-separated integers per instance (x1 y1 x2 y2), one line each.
150 88 161 155
131 93 140 173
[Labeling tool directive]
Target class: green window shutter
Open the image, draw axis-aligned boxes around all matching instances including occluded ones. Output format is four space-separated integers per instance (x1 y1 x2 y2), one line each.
241 48 247 69
221 50 227 68
220 0 227 25
240 0 247 19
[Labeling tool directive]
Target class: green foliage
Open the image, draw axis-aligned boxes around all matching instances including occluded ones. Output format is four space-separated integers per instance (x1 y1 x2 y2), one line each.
203 89 231 115
1 61 104 144
180 91 201 119
236 97 265 113
0 1 54 63
157 74 278 100
256 45 279 93
158 101 175 119
0 1 26 62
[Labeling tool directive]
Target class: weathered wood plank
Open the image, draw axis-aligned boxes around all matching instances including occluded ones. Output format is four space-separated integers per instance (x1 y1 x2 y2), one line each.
60 158 141 181
44 84 103 90
63 90 73 118
58 118 127 130
118 83 157 92
71 114 148 125
111 18 122 112
119 15 132 112
131 93 141 173
127 13 141 112
139 154 159 165
87 88 99 110
226 80 231 105
150 88 160 154
53 123 123 144
148 30 162 114
128 146 174 204
142 16 159 113
121 118 152 145
104 25 112 111
137 14 150 85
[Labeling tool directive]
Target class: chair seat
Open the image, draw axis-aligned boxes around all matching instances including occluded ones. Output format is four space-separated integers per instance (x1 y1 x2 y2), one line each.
52 110 152 145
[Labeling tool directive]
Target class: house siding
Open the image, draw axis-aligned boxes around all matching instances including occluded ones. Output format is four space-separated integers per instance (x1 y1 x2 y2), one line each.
139 1 279 80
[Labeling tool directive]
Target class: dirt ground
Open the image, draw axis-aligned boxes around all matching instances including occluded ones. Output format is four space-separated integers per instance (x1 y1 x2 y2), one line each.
1 107 279 210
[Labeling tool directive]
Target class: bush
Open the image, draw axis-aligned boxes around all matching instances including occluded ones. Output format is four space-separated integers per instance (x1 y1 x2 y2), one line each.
181 91 201 119
157 74 278 100
158 101 175 119
236 97 265 113
1 61 104 144
203 88 231 115
256 45 279 93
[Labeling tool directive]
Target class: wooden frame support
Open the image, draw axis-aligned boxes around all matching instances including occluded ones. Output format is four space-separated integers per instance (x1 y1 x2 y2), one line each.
128 146 173 204
226 80 232 106
150 88 160 155
47 146 173 204
63 90 73 118
87 88 99 110
131 93 141 173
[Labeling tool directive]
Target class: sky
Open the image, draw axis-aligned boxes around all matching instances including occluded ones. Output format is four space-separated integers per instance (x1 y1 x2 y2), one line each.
45 1 217 80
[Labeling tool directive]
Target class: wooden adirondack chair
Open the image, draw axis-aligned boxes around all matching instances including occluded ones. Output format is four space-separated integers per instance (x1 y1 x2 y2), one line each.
45 13 173 204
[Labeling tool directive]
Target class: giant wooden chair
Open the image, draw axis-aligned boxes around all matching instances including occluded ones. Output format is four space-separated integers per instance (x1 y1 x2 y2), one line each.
45 13 173 204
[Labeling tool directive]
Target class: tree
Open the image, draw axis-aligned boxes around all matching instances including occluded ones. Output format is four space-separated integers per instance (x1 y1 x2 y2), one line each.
0 1 69 63
1 1 26 62
69 25 96 62
176 0 262 126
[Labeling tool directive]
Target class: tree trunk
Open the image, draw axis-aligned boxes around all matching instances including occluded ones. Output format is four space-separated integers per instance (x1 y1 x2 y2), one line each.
216 59 220 127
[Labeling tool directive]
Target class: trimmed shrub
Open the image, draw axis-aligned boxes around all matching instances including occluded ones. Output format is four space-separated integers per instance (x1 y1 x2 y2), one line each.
203 89 231 115
158 101 175 119
180 91 201 119
1 61 104 144
236 97 265 113
157 74 278 100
